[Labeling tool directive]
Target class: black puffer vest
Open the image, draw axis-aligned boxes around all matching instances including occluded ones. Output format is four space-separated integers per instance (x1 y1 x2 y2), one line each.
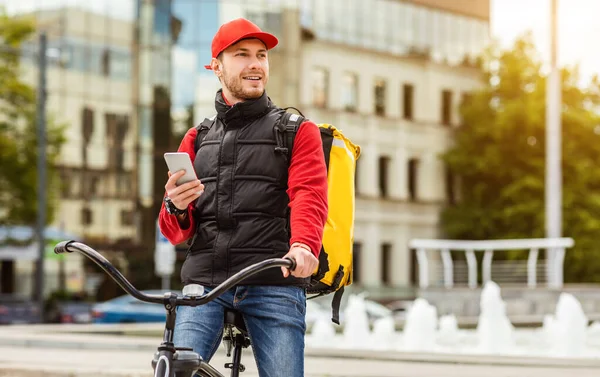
181 90 308 288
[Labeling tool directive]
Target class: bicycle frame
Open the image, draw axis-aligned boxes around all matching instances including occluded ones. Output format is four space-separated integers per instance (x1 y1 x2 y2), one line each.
54 240 296 377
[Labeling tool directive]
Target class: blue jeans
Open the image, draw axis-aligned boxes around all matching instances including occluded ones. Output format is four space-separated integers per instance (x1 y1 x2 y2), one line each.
173 285 306 377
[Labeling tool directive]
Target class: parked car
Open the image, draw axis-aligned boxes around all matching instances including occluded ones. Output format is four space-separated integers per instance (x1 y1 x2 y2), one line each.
45 291 94 324
0 294 39 325
56 301 93 323
91 290 175 324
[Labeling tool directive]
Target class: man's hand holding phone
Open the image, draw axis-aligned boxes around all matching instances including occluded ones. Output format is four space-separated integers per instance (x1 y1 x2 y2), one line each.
164 170 204 212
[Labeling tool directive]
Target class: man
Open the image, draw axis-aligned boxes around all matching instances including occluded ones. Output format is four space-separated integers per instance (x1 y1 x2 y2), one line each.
158 18 328 377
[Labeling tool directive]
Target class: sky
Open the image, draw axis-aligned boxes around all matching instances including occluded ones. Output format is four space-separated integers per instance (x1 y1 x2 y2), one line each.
491 0 600 83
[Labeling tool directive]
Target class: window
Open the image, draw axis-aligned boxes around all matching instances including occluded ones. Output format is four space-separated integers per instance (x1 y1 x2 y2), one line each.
342 72 358 112
69 43 90 72
115 115 130 142
312 67 328 108
106 114 128 170
81 208 93 225
352 242 362 284
101 48 110 76
441 89 452 126
381 243 392 285
118 173 131 197
115 150 125 171
374 78 386 116
88 45 102 75
408 158 419 201
121 210 134 226
409 246 418 285
378 156 390 198
105 113 117 145
81 107 94 165
81 107 94 144
403 84 414 120
89 175 100 197
110 49 131 81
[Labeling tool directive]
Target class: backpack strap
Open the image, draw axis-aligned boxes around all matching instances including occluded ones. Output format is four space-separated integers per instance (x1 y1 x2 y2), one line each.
283 106 304 117
194 115 216 153
331 287 344 325
186 115 215 248
307 287 344 325
274 110 305 162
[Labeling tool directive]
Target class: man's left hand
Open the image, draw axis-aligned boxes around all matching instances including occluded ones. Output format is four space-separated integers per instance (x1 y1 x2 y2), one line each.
282 243 318 278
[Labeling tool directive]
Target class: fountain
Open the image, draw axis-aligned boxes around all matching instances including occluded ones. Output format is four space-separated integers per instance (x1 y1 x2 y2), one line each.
543 293 588 357
402 298 437 351
370 316 396 350
438 314 460 346
309 316 337 348
341 294 371 349
476 281 514 354
305 281 600 359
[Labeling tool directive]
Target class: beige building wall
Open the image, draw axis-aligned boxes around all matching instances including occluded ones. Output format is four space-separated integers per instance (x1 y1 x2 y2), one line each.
298 43 483 289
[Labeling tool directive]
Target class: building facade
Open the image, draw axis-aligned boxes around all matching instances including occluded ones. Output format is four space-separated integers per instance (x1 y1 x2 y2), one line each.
3 2 138 296
2 0 490 298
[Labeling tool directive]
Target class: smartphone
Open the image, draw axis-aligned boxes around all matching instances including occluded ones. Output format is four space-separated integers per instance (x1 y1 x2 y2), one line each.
164 152 197 186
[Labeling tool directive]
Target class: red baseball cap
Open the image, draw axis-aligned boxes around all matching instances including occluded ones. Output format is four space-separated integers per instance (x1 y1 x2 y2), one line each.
204 18 279 70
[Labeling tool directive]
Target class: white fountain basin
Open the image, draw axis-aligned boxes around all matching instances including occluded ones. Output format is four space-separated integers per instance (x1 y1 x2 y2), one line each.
307 283 600 359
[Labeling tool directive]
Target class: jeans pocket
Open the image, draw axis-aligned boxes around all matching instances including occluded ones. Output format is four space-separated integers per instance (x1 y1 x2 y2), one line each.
282 286 306 317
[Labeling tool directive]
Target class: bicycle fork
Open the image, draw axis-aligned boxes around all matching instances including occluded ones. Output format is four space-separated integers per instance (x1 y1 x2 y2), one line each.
223 327 251 377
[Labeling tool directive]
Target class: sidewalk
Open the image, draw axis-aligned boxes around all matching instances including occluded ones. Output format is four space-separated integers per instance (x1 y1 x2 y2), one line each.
0 344 409 377
1 324 600 377
2 345 600 377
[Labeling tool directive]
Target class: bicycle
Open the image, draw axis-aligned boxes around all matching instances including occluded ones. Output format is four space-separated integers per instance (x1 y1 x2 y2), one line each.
54 240 297 377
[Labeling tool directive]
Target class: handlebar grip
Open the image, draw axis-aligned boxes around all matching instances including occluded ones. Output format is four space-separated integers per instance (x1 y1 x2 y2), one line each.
284 257 296 271
54 240 75 254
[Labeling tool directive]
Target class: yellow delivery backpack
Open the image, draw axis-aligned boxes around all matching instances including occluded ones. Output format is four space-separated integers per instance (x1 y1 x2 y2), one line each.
274 108 361 324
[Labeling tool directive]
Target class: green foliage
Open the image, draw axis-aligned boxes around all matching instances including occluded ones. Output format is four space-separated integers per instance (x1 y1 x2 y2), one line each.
0 8 66 226
442 34 600 282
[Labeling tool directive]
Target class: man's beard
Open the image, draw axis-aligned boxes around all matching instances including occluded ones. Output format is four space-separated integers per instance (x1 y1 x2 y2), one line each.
222 69 265 100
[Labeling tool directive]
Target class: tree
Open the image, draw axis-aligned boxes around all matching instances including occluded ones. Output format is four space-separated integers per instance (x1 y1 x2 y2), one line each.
0 9 66 226
441 34 600 283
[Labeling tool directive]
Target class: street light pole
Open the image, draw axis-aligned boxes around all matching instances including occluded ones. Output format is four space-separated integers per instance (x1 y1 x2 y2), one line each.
545 0 562 287
34 32 48 322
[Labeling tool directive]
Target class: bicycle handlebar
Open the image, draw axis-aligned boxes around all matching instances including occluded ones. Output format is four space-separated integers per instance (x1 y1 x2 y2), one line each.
54 240 296 307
